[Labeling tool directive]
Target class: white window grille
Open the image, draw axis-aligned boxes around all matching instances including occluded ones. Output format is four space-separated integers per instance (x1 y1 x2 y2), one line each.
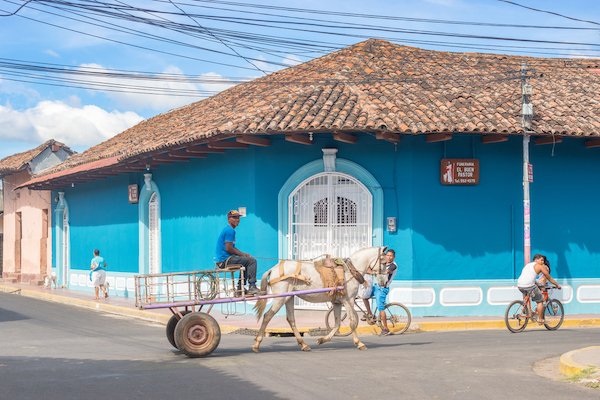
148 192 160 275
289 172 372 309
62 207 70 284
289 172 372 261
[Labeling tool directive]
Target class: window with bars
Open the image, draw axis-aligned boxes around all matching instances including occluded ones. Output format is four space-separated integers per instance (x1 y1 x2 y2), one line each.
313 196 357 225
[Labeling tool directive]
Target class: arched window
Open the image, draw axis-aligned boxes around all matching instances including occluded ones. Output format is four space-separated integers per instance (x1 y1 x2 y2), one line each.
289 172 372 259
148 192 160 275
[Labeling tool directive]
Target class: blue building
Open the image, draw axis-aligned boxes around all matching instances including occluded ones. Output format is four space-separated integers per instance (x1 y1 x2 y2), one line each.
23 40 600 316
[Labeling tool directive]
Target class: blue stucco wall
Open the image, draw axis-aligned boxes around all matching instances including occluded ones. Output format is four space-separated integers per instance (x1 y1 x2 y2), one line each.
54 174 140 273
54 133 600 286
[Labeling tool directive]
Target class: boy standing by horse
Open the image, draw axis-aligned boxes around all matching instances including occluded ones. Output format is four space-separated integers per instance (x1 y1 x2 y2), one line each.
363 249 397 335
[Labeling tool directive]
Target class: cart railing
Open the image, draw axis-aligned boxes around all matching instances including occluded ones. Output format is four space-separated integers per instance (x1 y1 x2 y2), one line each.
134 268 243 309
135 269 345 311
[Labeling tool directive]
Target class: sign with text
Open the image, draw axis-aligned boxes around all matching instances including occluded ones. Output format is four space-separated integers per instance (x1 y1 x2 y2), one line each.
527 163 533 183
441 159 479 185
128 184 139 204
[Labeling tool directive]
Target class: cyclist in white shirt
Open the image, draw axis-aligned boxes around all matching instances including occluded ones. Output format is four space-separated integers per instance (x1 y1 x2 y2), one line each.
517 254 561 324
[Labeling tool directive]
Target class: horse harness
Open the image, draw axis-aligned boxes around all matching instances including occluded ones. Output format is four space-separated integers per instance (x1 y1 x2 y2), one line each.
268 260 311 285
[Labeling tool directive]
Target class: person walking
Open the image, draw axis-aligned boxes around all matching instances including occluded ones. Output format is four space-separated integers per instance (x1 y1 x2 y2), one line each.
90 249 109 300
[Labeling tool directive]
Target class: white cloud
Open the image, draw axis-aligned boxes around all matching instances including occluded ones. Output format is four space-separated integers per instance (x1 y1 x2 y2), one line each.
0 100 143 147
77 64 236 111
196 72 236 94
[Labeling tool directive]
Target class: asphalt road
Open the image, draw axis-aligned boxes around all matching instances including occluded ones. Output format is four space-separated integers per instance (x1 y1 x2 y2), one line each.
1 292 598 400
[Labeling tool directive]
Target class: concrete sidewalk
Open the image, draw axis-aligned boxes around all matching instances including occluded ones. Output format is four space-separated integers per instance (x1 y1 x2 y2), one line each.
560 346 600 380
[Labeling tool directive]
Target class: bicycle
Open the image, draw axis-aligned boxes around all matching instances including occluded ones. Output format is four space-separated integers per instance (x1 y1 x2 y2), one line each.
325 297 411 336
504 285 564 333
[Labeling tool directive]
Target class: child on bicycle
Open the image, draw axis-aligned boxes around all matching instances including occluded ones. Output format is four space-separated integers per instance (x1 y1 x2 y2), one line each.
517 253 561 324
362 248 398 335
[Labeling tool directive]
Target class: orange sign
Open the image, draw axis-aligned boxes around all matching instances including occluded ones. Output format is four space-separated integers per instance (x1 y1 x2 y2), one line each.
441 159 479 185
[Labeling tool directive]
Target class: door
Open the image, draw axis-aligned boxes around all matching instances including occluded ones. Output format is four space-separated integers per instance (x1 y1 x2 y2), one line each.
289 172 372 260
15 212 22 273
40 209 48 274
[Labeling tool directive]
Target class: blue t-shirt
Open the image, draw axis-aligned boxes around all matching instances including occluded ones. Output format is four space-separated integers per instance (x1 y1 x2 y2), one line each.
91 256 106 271
215 225 236 262
90 256 106 281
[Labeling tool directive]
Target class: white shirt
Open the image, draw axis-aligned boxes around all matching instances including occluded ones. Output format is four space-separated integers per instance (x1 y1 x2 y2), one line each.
517 261 538 288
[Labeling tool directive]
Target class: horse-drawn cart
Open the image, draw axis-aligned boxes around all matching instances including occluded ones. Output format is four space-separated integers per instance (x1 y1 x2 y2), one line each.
134 265 343 357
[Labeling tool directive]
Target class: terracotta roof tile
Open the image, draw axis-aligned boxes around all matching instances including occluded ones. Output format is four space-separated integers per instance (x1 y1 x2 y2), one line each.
0 140 72 176
39 39 600 177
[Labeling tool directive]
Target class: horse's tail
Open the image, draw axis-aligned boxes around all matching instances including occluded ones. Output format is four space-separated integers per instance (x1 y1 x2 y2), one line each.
253 269 271 321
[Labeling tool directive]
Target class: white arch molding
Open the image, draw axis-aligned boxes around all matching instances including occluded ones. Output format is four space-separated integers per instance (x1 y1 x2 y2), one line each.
139 173 162 275
288 172 372 259
278 149 384 260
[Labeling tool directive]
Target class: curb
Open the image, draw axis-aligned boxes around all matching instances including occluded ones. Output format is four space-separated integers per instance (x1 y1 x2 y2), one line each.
560 346 600 378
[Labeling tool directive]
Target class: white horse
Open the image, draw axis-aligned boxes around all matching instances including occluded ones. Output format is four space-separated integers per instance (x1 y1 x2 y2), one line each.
252 246 386 352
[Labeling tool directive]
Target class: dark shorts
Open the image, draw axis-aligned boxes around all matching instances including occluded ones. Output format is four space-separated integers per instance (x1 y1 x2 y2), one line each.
518 285 543 302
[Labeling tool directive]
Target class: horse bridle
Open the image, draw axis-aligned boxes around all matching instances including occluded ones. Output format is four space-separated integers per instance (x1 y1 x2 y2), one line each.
344 247 385 285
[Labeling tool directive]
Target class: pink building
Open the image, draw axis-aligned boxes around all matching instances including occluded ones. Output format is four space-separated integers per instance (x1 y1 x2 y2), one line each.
0 140 73 284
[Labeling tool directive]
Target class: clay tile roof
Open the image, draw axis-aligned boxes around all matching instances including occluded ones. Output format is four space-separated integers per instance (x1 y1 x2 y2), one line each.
0 139 73 177
40 39 600 177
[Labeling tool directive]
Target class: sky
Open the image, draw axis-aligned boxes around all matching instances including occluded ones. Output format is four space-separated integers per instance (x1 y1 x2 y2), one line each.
0 0 599 160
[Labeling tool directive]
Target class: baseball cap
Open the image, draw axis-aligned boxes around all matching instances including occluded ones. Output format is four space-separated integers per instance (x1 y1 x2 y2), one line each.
227 210 241 218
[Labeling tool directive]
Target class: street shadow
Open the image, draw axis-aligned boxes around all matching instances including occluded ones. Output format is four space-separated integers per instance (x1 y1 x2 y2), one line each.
0 308 29 323
0 356 284 400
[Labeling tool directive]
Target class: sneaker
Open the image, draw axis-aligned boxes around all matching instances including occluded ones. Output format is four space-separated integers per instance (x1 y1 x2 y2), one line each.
380 328 390 336
246 286 260 296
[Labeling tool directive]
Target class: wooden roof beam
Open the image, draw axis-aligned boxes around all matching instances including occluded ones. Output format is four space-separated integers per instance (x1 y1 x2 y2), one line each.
185 146 225 154
375 131 400 143
481 135 509 144
236 135 271 147
208 141 249 149
333 131 358 144
285 134 313 145
585 139 600 148
534 136 562 145
151 156 179 163
426 133 453 143
169 150 206 159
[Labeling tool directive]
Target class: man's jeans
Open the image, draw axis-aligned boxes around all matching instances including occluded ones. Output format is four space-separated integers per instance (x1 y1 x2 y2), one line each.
225 255 257 286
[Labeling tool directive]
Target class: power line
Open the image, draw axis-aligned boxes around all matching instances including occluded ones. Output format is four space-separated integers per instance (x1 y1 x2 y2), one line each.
166 0 267 74
499 0 600 27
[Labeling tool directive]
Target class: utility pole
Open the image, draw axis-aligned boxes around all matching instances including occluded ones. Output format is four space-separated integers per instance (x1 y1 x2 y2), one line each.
521 63 533 265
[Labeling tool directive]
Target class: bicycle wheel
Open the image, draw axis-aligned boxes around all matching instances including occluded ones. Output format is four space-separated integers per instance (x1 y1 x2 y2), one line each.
325 306 351 337
504 300 529 333
543 299 564 331
382 303 411 334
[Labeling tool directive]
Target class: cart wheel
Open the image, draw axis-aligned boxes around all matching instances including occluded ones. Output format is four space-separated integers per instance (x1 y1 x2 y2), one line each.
166 310 190 349
174 312 221 357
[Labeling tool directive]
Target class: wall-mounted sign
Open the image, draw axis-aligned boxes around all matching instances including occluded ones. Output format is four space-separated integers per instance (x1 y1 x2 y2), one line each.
527 163 533 183
386 217 397 233
128 184 139 204
441 159 479 185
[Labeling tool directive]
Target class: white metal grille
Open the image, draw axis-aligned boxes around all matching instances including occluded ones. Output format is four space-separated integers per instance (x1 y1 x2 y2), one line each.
148 192 160 275
289 172 372 260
